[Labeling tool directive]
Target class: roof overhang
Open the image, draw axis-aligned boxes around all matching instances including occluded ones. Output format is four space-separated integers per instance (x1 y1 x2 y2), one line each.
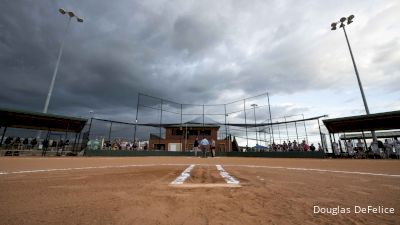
323 110 400 133
0 108 87 133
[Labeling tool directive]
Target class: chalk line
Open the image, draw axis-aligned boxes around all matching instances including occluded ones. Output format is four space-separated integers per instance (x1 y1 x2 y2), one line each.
216 164 240 184
170 164 195 185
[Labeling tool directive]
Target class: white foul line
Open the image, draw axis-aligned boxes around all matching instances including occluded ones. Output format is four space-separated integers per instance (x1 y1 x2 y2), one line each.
223 165 400 178
0 163 398 179
170 164 195 185
216 165 240 184
0 163 190 175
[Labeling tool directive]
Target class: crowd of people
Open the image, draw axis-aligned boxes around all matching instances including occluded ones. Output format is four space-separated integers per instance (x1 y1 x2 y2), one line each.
86 138 148 151
266 140 322 152
332 137 400 159
1 136 71 151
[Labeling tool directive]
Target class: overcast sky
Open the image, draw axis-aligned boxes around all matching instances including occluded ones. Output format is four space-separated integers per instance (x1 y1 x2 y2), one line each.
1 0 399 141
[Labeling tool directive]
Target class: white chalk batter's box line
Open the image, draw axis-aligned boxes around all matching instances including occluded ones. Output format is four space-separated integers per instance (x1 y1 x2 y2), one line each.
0 163 398 178
170 164 240 185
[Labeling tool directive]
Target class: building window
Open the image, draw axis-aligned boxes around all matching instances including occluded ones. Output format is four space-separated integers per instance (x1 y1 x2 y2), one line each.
172 128 183 136
200 129 211 136
188 130 199 136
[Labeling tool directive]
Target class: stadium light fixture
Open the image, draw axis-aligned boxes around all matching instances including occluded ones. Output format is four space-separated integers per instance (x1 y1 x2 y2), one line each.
330 15 377 141
42 9 83 115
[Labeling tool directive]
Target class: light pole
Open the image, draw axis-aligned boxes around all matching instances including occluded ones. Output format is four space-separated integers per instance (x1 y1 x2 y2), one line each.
331 15 377 142
251 104 258 145
42 9 83 114
226 114 231 151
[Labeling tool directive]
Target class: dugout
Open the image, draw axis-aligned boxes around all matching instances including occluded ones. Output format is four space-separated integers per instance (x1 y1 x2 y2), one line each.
322 110 400 153
0 108 87 154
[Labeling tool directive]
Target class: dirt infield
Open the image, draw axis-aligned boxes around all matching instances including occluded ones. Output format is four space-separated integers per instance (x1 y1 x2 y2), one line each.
0 157 399 225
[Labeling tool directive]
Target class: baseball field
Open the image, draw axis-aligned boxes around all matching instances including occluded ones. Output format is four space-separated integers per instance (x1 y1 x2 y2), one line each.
0 157 399 225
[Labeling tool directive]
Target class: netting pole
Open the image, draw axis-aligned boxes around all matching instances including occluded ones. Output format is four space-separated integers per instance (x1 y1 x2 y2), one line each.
361 130 368 152
224 104 228 152
88 117 93 140
202 104 205 137
184 123 187 151
133 93 140 142
267 92 274 144
264 126 267 147
159 99 163 149
244 99 248 148
180 104 183 125
295 121 299 143
252 106 258 145
317 118 324 150
180 104 183 151
284 116 289 142
302 114 309 143
277 121 281 144
108 122 113 143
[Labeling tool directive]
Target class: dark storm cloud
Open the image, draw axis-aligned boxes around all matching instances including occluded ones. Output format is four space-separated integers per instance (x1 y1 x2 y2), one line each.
0 0 399 124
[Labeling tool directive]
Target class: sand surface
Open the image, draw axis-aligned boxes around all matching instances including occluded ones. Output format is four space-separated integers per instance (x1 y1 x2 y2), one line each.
0 157 399 225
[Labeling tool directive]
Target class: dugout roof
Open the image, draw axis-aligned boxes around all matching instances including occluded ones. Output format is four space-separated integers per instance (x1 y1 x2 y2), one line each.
0 108 87 133
339 131 400 140
323 110 400 133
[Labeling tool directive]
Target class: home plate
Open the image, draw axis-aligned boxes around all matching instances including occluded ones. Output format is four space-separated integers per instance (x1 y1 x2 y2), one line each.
170 183 241 188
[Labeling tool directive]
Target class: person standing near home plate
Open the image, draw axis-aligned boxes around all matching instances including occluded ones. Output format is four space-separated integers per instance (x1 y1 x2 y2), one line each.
193 137 199 157
210 138 216 157
200 137 209 158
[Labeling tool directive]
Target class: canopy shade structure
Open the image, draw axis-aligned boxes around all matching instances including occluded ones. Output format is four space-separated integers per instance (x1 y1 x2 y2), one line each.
323 110 400 133
0 108 87 133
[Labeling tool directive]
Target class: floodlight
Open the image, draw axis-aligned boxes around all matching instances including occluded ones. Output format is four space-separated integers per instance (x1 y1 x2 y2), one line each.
77 17 83 23
59 8 66 14
331 22 337 30
340 17 347 22
347 15 354 24
68 11 75 17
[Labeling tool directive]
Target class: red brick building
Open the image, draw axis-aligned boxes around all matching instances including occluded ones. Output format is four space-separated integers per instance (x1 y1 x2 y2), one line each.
149 123 231 152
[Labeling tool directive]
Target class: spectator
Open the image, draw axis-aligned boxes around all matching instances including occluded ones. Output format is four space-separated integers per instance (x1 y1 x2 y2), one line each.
5 136 13 148
23 138 29 149
332 141 340 157
282 141 288 152
14 137 21 149
302 140 309 151
64 140 69 151
293 140 298 151
346 140 355 157
193 137 199 157
51 140 58 151
30 138 38 149
310 144 316 151
210 138 216 157
394 137 400 159
384 139 393 158
199 137 209 158
356 139 364 151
